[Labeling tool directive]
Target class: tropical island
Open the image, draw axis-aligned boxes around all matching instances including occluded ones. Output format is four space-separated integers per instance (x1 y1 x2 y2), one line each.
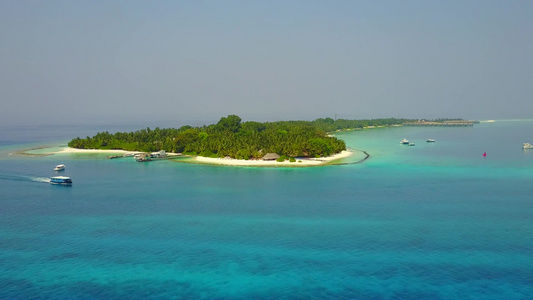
67 115 413 163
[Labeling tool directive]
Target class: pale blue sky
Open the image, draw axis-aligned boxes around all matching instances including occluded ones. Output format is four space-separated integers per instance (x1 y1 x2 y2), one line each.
1 0 532 126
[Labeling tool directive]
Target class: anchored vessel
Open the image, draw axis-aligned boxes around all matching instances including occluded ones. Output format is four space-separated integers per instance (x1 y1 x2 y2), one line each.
426 139 436 142
50 176 72 185
523 143 533 149
400 138 409 144
53 164 65 171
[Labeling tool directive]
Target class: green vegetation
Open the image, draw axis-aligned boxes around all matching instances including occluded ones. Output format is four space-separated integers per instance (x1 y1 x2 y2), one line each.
68 115 409 159
311 117 412 132
277 155 288 162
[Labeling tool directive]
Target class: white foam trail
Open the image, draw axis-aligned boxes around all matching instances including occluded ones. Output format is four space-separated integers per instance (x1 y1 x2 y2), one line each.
0 174 49 183
31 177 51 183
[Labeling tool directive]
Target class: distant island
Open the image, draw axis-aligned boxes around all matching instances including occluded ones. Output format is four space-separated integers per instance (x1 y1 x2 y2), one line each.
67 115 416 160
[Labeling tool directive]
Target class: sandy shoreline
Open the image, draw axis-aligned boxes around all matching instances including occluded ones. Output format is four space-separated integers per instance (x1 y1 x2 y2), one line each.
16 146 143 157
23 146 357 167
194 150 354 167
55 148 132 154
52 147 180 157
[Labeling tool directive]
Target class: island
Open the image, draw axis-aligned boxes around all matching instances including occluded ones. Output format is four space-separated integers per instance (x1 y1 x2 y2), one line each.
67 115 412 165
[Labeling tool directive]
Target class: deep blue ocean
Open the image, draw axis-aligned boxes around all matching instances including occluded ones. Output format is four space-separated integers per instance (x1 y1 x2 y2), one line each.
1 120 532 299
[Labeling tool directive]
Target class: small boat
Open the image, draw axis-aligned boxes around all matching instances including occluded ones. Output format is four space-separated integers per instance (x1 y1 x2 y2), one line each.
523 143 533 149
408 143 415 146
426 139 436 142
53 164 65 171
50 176 72 185
400 138 409 144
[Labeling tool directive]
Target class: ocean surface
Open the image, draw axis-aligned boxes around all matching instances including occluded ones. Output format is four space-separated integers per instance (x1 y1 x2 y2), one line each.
0 120 532 299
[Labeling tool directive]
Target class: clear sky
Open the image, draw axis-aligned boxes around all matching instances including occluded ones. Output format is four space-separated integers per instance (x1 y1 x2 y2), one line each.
1 0 532 126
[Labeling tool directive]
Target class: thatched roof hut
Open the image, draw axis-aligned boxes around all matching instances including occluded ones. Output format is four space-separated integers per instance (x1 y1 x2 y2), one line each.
262 153 280 161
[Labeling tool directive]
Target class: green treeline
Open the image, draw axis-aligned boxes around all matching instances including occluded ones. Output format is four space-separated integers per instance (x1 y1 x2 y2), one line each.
312 117 412 132
67 115 409 159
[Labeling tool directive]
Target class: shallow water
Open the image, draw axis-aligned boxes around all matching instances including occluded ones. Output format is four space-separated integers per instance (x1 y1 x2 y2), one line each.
1 120 532 299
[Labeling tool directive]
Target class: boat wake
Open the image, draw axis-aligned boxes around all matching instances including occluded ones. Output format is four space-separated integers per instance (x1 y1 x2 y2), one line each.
0 173 50 183
32 177 52 183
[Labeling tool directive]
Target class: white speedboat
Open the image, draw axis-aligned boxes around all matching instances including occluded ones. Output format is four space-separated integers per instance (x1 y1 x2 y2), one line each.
426 139 435 142
50 176 72 185
53 164 65 171
523 143 533 149
400 138 409 144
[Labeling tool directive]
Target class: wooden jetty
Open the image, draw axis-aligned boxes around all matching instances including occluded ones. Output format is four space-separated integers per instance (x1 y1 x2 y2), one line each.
136 153 182 162
106 151 182 161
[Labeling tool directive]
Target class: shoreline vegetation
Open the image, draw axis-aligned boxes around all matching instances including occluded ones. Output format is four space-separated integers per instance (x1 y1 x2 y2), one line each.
66 115 412 160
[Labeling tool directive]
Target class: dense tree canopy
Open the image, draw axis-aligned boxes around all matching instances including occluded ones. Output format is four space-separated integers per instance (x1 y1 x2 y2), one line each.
311 117 412 132
68 116 411 159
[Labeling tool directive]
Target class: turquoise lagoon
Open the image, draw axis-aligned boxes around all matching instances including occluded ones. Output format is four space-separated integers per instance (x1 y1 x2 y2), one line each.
0 120 532 299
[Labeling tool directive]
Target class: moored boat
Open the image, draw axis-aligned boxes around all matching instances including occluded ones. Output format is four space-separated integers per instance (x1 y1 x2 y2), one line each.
134 153 152 162
426 139 435 142
408 143 415 146
400 138 409 144
50 176 72 185
53 164 65 171
523 143 533 149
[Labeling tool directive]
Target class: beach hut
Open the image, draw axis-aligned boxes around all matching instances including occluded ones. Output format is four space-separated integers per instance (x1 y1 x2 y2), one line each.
262 153 280 161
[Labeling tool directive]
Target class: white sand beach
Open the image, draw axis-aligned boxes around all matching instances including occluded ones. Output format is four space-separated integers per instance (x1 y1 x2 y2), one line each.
52 147 180 157
194 150 354 167
55 147 131 154
16 146 133 156
28 147 356 167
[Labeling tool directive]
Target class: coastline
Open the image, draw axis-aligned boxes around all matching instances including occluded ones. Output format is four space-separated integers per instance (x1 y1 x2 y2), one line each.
17 146 358 167
55 147 131 154
194 150 355 167
50 147 180 158
15 146 138 157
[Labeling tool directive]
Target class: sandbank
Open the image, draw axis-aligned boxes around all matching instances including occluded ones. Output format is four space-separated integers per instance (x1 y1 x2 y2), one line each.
194 150 355 167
